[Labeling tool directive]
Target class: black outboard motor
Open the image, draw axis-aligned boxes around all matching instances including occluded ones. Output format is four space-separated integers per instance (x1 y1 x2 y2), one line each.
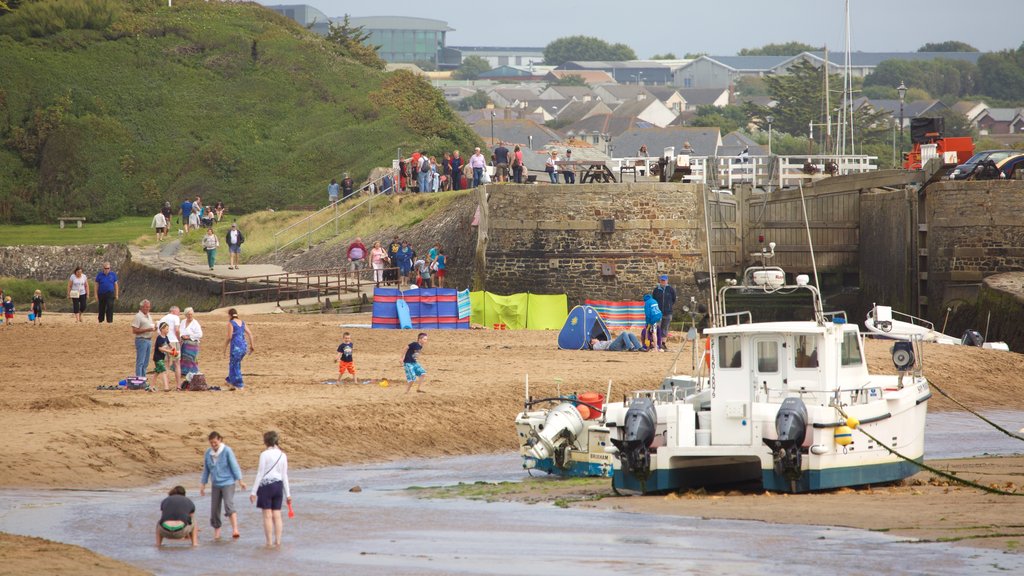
610 397 657 488
763 397 808 492
961 329 985 347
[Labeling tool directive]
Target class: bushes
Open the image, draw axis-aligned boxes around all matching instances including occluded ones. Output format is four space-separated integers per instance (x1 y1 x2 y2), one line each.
0 0 119 39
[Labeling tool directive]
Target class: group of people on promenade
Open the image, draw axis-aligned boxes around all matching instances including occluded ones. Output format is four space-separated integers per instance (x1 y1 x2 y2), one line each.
158 430 291 548
131 301 255 392
343 236 448 289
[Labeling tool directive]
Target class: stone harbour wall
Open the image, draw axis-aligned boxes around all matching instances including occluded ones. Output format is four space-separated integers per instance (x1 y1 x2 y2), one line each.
482 183 708 310
0 244 130 281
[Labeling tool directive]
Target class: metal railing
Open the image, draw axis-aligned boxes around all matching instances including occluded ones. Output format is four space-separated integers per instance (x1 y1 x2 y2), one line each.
612 154 878 190
219 265 392 309
273 171 396 262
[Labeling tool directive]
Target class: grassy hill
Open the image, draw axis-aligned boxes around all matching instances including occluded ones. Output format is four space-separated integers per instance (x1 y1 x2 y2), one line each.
0 0 481 224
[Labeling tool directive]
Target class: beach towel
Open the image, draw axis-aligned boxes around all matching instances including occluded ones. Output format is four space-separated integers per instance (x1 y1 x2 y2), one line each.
457 290 471 320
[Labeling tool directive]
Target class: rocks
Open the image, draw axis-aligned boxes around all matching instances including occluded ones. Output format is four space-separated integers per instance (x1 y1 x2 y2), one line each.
0 244 130 281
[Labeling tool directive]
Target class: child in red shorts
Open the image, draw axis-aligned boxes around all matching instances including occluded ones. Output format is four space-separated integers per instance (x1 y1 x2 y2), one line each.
335 332 357 384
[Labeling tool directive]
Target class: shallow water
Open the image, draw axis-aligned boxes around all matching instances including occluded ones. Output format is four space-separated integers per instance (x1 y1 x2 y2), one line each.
0 411 1021 575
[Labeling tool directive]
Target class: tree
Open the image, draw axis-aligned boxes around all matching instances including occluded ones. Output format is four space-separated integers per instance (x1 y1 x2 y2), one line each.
452 55 491 80
543 35 636 66
865 58 979 99
324 15 385 70
745 60 834 136
977 47 1024 102
547 74 588 87
689 105 748 134
918 41 978 53
650 52 677 60
457 90 490 111
738 42 821 56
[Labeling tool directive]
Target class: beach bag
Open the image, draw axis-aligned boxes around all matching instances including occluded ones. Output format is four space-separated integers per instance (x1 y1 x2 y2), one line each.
544 163 554 173
120 377 148 390
185 373 209 391
481 170 491 183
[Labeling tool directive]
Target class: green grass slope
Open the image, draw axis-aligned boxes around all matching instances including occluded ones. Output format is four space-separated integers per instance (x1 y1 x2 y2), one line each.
0 0 480 224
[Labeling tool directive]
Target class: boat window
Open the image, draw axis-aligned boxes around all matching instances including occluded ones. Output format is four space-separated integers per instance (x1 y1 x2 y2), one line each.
757 340 779 373
841 331 863 366
794 335 819 368
718 335 742 368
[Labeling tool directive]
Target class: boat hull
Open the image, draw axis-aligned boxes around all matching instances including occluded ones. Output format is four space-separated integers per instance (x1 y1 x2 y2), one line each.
762 457 923 492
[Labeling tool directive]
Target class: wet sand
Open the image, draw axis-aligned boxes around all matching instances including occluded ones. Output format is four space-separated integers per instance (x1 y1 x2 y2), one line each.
1 312 1023 571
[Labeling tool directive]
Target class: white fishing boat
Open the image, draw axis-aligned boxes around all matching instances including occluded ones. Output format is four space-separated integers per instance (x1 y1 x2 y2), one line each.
605 270 932 493
515 382 614 478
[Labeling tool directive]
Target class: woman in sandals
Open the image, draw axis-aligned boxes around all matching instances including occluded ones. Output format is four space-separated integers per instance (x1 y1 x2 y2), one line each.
250 431 291 547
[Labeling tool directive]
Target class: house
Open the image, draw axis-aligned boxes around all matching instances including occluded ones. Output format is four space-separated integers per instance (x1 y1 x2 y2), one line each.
538 85 597 101
644 86 688 114
468 118 562 150
678 88 731 111
592 85 654 106
554 100 613 125
441 86 482 103
857 99 947 128
477 66 544 82
611 97 678 129
613 126 723 158
672 55 791 89
545 69 616 85
557 60 673 85
559 114 645 141
487 87 542 109
447 45 546 68
951 101 988 125
975 108 1024 135
524 99 572 123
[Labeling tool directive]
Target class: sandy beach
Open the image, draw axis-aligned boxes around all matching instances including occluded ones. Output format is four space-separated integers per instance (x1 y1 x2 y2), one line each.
1 311 1022 573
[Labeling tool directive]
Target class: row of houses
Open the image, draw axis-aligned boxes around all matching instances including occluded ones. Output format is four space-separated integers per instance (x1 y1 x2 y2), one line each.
858 98 1024 135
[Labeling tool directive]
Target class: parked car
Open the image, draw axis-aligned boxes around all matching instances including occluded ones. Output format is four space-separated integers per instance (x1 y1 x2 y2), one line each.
949 150 1024 180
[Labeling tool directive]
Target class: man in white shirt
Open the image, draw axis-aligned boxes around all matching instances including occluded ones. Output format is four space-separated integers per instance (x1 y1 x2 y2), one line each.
158 306 182 386
152 211 168 242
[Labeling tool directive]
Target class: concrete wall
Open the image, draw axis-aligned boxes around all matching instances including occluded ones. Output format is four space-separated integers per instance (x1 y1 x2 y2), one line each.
481 183 708 311
0 244 129 281
925 181 1024 312
859 188 916 314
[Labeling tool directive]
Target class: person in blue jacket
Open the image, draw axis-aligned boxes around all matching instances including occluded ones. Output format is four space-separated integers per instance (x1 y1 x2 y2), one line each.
642 293 663 351
652 274 677 351
395 241 416 286
200 431 246 540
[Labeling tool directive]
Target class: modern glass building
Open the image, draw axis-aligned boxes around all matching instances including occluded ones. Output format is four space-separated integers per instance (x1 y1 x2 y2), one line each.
348 16 453 67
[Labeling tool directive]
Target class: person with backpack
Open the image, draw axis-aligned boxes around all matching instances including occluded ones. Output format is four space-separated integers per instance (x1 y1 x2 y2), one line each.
652 274 677 351
417 153 431 193
641 293 663 352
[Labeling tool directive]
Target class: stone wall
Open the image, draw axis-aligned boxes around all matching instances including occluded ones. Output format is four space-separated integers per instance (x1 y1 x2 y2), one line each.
0 244 130 281
859 188 916 315
481 183 707 310
926 180 1024 312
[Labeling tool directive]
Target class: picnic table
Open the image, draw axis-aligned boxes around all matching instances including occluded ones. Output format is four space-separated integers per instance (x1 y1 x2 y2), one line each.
579 161 617 184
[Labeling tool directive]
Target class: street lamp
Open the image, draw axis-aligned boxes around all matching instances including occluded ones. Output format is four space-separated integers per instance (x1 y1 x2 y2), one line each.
896 81 907 164
490 111 496 147
765 115 774 156
602 133 612 157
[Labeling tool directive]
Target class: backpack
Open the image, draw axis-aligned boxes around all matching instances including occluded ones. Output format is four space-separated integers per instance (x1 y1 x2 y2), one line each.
184 373 209 391
644 298 663 324
420 159 430 173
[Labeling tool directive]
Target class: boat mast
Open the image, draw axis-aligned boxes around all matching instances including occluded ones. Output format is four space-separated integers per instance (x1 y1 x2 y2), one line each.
823 45 831 155
837 0 855 157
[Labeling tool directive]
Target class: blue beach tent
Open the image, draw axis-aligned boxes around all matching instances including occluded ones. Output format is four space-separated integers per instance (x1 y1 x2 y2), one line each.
558 305 611 350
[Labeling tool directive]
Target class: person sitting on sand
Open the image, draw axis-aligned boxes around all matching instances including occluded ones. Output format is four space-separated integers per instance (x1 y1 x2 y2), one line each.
157 485 198 547
403 332 428 394
590 332 645 352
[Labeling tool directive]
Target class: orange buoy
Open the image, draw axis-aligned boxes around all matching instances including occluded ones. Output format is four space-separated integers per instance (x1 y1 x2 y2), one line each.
578 392 605 418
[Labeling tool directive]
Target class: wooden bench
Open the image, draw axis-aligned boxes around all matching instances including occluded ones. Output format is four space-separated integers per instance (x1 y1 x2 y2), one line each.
58 216 86 229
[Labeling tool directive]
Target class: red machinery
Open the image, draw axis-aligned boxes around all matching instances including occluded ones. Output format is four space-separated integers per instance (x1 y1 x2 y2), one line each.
902 117 974 170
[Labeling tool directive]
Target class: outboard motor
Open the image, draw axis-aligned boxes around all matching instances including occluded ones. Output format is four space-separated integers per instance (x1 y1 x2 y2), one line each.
961 329 985 347
525 402 585 469
610 397 657 487
763 397 808 492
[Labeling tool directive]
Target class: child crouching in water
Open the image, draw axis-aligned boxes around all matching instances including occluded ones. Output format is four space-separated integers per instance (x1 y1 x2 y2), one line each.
403 332 428 393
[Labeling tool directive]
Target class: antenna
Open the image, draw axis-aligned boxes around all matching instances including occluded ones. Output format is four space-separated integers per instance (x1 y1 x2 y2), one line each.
701 182 718 325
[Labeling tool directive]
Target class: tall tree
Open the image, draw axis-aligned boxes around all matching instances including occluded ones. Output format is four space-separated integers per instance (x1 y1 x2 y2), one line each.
918 41 978 52
543 35 636 66
865 59 979 99
689 105 748 134
738 42 821 56
457 90 490 111
324 15 385 70
745 60 834 136
650 52 677 60
977 46 1024 102
452 55 491 80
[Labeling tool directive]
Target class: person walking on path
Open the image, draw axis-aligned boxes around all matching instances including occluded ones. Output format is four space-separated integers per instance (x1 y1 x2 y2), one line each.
152 210 168 242
67 266 89 323
652 274 677 351
131 299 156 378
156 486 198 547
158 306 182 386
369 241 389 287
347 237 367 273
403 332 428 394
450 150 463 191
181 198 193 233
202 227 220 271
200 431 246 540
94 262 119 323
225 223 244 270
178 307 203 377
250 431 291 548
327 178 340 204
341 173 354 201
224 308 254 391
469 147 487 188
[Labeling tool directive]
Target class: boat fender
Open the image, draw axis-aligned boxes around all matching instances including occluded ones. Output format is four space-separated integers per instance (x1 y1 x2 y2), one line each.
845 416 859 429
835 425 853 446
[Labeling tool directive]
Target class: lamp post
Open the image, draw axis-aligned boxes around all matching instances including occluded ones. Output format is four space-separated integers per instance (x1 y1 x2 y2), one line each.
490 111 496 148
602 133 612 158
765 115 774 156
897 81 907 164
637 71 643 86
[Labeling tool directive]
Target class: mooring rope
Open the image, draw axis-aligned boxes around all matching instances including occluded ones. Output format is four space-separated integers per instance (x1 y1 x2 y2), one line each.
834 405 1024 497
928 380 1024 442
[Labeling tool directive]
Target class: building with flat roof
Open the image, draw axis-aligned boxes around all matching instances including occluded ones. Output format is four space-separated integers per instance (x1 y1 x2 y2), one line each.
264 4 332 35
448 46 545 69
348 16 453 67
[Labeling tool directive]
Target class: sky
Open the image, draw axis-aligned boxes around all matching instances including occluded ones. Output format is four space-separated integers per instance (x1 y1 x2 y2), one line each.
259 0 1021 56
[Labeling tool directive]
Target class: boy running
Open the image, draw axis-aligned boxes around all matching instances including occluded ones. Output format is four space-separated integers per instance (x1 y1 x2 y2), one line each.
402 333 428 394
335 332 357 384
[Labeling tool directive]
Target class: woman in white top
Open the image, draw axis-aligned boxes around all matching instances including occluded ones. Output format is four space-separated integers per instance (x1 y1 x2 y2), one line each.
546 151 560 184
67 266 89 323
250 431 291 547
178 307 203 376
369 241 389 287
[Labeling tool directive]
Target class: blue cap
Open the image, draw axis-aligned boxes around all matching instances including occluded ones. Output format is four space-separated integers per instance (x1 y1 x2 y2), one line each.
659 275 669 281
